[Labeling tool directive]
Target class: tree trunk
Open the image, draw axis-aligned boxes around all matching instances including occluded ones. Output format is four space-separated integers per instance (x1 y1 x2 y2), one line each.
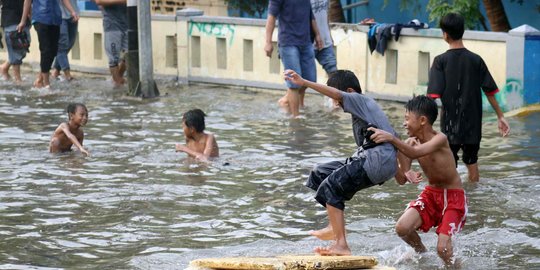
328 0 345 23
482 0 511 32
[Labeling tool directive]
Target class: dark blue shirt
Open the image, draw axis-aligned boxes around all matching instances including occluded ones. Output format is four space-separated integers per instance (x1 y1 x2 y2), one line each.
32 0 62 26
268 0 313 46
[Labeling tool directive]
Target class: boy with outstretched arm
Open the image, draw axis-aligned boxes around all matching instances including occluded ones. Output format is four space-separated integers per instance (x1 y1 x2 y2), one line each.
369 95 466 266
284 69 397 256
175 109 219 162
50 103 89 156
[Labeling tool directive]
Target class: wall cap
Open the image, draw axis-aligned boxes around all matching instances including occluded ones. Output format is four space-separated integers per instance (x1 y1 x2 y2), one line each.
177 8 204 17
509 24 540 36
187 16 267 26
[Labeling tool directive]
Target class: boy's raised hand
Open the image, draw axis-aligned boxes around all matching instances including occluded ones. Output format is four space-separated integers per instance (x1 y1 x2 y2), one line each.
284 70 304 86
405 170 423 184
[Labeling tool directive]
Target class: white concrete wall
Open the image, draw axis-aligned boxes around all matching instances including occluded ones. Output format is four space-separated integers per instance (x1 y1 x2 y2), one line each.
0 12 509 104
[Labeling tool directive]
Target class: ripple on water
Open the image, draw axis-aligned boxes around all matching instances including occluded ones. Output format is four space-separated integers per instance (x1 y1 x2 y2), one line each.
0 84 539 269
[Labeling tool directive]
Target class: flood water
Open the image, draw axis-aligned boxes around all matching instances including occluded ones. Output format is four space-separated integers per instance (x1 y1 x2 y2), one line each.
0 77 538 270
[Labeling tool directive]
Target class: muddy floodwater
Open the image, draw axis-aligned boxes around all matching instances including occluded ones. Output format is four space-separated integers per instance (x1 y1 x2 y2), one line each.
0 77 538 269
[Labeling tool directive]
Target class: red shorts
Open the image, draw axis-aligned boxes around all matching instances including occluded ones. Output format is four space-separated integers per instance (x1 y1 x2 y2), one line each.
408 185 468 236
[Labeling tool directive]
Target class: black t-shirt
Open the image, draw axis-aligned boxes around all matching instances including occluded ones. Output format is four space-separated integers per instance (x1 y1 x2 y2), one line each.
427 48 498 144
1 0 26 27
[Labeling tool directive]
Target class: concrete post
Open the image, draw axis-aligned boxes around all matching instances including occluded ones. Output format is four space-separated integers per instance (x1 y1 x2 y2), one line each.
126 0 139 95
176 8 204 84
136 0 159 98
506 25 540 111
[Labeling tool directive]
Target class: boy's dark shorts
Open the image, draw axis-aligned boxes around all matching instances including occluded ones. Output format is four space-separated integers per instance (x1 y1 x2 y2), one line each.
450 143 480 165
306 157 375 210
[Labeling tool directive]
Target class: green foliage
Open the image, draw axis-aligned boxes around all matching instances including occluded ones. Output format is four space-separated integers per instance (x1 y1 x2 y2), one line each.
225 0 269 18
383 0 422 14
426 0 483 29
384 0 484 29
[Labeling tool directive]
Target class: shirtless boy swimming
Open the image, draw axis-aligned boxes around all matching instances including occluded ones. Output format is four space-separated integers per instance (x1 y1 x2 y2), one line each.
369 95 466 266
49 103 89 156
175 109 219 162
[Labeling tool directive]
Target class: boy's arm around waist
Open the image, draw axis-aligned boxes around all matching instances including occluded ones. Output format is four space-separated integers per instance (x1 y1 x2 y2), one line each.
369 128 447 160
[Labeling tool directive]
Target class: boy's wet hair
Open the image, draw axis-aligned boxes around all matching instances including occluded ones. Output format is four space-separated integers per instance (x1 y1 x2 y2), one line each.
440 13 464 41
405 95 438 125
183 109 206 133
326 70 362 94
66 103 87 118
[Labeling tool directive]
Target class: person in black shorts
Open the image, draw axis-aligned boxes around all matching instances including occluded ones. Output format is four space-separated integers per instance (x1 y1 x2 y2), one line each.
427 13 510 182
285 69 397 255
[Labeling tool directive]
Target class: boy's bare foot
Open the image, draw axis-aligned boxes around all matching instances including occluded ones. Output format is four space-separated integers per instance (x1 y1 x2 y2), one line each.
51 69 60 79
277 95 288 107
0 65 10 81
314 244 351 256
113 77 126 88
310 226 334 240
63 70 74 81
33 77 44 88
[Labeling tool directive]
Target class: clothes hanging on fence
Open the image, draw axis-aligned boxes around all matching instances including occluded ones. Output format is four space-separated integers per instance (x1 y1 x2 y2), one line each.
367 20 429 56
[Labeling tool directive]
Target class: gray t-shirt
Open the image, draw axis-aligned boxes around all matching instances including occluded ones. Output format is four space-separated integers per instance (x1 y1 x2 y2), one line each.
102 4 127 32
342 92 397 184
59 0 79 20
311 0 333 49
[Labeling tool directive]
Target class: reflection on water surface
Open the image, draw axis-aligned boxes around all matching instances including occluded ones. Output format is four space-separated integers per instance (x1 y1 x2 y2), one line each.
0 78 538 269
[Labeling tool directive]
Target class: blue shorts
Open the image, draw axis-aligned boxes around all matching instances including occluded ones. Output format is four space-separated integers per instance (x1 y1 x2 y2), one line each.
315 46 337 74
3 24 31 65
279 45 316 89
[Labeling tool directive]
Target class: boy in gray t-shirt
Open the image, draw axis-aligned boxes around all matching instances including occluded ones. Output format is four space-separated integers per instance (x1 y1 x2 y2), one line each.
285 69 397 256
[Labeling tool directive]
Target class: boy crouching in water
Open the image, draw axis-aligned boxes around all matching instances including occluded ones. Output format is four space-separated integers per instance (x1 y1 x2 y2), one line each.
369 95 466 266
50 103 89 156
285 69 397 256
175 109 219 162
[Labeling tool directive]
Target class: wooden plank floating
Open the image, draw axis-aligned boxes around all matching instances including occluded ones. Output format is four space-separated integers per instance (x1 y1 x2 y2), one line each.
189 255 394 270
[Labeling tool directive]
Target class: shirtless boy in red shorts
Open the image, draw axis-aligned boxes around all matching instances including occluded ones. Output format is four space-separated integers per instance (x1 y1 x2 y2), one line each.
369 95 466 266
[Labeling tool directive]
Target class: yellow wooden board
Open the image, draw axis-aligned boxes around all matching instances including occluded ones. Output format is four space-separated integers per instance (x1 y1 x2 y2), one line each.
506 104 540 117
189 255 394 270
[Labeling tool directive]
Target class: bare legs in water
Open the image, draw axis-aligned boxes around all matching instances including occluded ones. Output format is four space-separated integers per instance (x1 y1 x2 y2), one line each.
310 204 352 256
0 62 23 84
